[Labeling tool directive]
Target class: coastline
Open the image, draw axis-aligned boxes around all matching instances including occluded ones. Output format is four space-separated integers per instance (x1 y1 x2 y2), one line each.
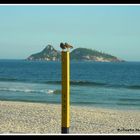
0 100 140 134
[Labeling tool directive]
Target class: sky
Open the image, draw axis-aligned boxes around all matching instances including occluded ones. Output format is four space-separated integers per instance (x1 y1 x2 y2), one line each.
0 4 140 61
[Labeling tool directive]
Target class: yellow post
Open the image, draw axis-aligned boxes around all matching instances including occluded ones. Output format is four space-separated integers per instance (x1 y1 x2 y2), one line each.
61 51 70 134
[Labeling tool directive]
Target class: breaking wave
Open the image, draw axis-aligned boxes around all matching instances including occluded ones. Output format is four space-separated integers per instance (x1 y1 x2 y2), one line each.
45 80 140 90
1 77 140 90
45 80 107 86
0 87 61 94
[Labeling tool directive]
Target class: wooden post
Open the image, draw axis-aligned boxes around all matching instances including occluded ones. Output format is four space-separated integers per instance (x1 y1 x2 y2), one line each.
61 51 70 134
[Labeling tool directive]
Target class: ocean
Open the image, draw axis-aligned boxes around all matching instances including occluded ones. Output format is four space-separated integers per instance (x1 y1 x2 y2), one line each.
0 60 140 110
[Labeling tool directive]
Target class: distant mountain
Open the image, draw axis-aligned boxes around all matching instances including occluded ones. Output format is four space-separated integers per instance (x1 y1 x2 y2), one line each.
70 48 123 62
27 45 124 62
27 45 61 61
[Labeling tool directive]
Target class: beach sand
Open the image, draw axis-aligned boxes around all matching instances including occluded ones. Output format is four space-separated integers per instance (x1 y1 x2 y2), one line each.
0 101 140 134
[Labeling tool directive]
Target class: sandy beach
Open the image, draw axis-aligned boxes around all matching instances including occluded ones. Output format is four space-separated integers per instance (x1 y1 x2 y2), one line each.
0 101 140 134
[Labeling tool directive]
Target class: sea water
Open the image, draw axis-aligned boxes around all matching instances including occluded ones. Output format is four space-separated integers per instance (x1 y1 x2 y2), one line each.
0 60 140 110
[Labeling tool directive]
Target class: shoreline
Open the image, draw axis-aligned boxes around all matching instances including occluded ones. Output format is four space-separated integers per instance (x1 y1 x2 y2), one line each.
0 99 139 112
0 100 140 134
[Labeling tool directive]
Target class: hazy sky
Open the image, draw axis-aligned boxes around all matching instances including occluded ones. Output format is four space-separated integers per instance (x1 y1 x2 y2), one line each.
0 4 140 61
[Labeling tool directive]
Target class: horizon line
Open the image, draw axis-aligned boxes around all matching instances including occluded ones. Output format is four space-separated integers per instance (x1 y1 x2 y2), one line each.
1 4 140 6
1 58 140 62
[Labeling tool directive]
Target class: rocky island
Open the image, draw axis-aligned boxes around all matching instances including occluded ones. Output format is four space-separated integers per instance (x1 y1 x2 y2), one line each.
27 45 124 62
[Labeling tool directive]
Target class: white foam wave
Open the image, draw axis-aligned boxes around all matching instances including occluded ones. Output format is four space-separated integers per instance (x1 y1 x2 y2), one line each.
0 87 61 94
0 87 47 94
48 89 54 94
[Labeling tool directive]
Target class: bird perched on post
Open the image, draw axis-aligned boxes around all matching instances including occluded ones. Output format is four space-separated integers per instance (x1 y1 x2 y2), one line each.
60 42 66 50
64 42 73 49
60 42 73 51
